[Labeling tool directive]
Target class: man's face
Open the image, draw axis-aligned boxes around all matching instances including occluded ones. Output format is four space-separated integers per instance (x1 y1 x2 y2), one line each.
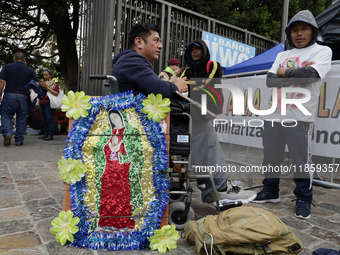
169 64 179 72
290 21 314 49
191 45 202 64
140 30 162 62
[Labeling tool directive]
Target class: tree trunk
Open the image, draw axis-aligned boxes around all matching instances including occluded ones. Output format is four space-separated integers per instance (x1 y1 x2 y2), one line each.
44 5 79 92
56 31 78 92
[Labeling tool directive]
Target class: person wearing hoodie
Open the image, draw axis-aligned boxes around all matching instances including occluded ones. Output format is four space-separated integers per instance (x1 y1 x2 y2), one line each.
178 38 256 206
252 10 332 220
111 24 256 207
111 23 187 97
181 39 223 115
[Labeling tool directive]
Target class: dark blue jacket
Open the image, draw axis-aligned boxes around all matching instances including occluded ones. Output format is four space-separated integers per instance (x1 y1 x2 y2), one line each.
111 49 178 98
25 79 45 112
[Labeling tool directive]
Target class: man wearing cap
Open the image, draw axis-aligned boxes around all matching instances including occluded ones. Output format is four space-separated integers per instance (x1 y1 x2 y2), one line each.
252 10 332 220
158 58 181 82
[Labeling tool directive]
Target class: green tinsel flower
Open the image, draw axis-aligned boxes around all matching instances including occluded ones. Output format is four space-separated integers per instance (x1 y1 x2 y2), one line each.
61 91 91 119
149 224 180 253
58 156 87 184
50 210 80 246
142 93 171 123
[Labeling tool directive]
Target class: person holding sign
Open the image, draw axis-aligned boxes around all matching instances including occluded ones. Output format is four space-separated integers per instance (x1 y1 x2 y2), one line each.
252 10 332 220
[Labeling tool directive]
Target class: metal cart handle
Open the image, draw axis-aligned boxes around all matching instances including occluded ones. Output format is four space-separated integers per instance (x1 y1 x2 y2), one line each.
89 75 117 81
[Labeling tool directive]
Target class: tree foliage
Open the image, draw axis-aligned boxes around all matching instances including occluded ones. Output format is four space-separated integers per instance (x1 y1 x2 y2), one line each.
166 0 333 41
0 0 80 91
0 0 333 92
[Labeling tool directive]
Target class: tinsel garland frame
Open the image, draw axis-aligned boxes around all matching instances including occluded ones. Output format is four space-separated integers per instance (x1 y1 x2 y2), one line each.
63 91 170 251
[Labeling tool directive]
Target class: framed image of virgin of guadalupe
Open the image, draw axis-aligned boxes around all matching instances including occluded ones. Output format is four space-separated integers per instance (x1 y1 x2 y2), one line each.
59 92 169 250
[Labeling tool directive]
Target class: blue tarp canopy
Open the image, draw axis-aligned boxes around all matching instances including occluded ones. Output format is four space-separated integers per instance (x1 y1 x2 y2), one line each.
224 43 285 75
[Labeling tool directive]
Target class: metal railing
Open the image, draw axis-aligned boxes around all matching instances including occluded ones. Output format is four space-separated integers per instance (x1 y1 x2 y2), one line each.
78 0 277 96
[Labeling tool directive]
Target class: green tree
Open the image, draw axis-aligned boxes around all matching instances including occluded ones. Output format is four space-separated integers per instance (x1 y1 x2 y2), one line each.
166 0 333 41
0 0 79 91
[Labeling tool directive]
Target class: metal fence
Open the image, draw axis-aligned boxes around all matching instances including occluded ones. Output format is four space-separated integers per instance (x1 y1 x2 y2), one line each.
79 0 278 96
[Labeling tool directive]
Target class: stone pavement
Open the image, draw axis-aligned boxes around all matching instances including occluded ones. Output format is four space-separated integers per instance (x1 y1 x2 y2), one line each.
0 135 339 254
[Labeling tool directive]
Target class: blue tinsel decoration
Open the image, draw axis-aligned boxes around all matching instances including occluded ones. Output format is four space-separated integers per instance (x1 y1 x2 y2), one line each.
67 91 169 251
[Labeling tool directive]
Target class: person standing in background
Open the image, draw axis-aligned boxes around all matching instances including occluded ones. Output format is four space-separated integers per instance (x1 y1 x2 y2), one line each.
158 58 182 82
38 69 60 141
0 52 38 146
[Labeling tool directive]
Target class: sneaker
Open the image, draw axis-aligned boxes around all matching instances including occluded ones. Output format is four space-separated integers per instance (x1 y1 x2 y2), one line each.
4 134 12 146
294 199 315 220
197 183 206 190
252 190 280 203
218 181 256 204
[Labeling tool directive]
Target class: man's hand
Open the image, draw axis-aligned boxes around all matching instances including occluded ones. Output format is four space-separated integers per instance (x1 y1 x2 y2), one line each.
277 67 286 77
174 77 188 93
277 61 315 78
174 68 181 77
304 61 315 67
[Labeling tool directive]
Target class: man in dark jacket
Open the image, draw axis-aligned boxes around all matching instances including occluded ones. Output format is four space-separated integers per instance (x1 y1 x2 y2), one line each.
112 24 255 206
0 52 39 146
111 24 187 96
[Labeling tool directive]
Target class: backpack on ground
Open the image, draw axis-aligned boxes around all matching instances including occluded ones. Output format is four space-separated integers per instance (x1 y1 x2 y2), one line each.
184 206 303 255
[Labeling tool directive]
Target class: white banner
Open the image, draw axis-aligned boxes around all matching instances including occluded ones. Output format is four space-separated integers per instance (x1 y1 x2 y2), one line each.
216 64 340 158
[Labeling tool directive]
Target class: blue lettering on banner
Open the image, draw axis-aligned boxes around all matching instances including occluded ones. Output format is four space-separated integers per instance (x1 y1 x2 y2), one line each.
202 31 256 68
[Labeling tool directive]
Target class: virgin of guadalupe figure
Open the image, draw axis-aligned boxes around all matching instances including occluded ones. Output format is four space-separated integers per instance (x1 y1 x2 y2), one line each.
98 110 135 229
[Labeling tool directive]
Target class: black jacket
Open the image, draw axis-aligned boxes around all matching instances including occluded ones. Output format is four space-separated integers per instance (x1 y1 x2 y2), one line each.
182 39 223 115
111 49 178 98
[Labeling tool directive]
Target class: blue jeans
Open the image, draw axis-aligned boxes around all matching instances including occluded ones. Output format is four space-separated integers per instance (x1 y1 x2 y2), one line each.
1 93 28 144
40 103 55 136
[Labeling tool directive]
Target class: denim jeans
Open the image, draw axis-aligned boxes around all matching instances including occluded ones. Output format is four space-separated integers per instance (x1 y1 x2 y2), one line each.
40 103 55 136
1 93 28 144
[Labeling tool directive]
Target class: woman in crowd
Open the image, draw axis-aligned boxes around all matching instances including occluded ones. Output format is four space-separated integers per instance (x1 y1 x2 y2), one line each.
38 69 60 141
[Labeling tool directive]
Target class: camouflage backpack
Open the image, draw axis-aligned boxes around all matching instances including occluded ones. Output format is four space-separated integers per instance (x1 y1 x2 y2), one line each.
184 206 303 255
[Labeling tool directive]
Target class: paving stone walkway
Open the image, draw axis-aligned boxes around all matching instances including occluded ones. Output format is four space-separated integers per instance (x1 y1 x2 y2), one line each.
0 136 339 254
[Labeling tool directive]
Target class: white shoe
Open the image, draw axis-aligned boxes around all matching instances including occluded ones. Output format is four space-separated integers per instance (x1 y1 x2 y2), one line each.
197 183 206 190
218 181 256 204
